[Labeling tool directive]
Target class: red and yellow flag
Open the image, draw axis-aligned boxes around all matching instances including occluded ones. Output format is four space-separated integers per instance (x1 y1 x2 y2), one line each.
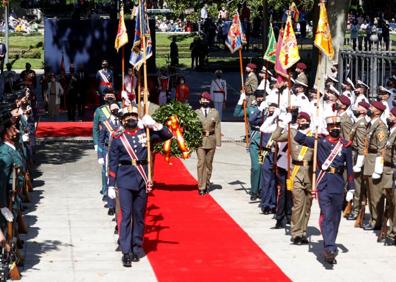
290 2 300 22
279 14 300 70
115 5 129 52
314 2 334 59
274 28 288 78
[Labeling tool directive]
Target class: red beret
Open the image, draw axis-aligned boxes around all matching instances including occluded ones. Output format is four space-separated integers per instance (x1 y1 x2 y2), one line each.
201 91 211 101
371 101 386 112
358 100 370 110
338 95 351 106
298 112 311 122
391 107 396 117
296 62 307 70
246 63 257 70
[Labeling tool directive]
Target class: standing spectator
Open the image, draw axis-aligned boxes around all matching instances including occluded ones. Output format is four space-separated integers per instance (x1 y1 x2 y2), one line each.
3 63 16 94
218 6 229 21
45 73 64 119
190 37 200 70
210 70 227 120
123 67 137 104
67 64 78 121
20 62 37 89
170 36 179 66
382 21 390 51
363 19 373 51
0 38 6 74
200 3 208 32
175 77 189 103
350 20 359 51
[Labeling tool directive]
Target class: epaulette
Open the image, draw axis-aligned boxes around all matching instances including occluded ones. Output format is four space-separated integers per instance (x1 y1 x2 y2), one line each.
112 128 125 139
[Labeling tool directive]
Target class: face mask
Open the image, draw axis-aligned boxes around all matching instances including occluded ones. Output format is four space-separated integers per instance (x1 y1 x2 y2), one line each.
334 103 341 111
353 110 361 118
106 98 115 105
201 102 210 108
299 123 310 130
367 109 373 117
111 110 119 116
377 96 383 101
329 128 341 138
323 95 329 101
125 119 138 129
387 118 395 127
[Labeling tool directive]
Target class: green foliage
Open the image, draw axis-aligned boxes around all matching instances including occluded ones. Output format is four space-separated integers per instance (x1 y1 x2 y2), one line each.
152 101 203 158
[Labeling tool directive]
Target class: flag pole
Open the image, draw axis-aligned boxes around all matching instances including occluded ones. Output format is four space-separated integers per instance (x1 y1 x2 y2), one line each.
287 72 292 184
141 0 153 187
137 69 142 115
239 48 249 147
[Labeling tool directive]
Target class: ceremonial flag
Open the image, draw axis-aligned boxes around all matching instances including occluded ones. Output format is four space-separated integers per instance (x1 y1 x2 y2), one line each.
129 0 153 70
263 24 277 64
314 2 334 59
274 29 288 78
290 2 300 22
279 14 300 70
225 12 246 54
114 5 129 52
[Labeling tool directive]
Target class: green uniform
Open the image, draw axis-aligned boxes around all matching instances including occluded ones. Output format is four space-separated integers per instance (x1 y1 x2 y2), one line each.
340 112 354 142
350 117 368 215
233 104 262 196
383 128 396 239
244 72 258 106
195 107 221 191
363 118 388 228
93 104 112 146
272 126 313 239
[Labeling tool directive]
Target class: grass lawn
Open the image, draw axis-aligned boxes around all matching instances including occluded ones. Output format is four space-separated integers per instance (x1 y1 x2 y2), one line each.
156 33 195 48
0 34 44 69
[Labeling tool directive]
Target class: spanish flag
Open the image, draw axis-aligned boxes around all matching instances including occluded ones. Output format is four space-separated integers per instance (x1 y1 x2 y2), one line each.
114 5 129 52
290 2 300 22
314 2 334 59
279 14 300 70
274 28 288 78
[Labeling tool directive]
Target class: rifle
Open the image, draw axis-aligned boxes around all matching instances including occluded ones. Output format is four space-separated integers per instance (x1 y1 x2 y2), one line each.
343 201 353 218
354 199 366 228
6 166 21 280
378 200 389 242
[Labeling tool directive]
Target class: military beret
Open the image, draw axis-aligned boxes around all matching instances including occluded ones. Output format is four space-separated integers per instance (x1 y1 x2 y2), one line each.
296 62 307 70
298 112 311 122
358 100 370 110
200 91 212 101
391 107 396 117
338 95 351 106
371 101 386 112
246 63 257 70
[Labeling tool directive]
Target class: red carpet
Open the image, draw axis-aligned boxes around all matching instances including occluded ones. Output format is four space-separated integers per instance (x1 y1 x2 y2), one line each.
146 155 290 282
36 122 93 138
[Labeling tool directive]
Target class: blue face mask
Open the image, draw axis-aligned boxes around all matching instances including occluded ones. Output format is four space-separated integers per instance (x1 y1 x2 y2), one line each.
125 119 138 129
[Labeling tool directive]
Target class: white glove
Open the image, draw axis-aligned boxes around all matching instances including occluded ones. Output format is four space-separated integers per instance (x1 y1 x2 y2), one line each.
142 115 156 128
374 156 384 175
280 112 292 128
372 172 381 179
94 145 98 152
98 158 104 165
258 102 266 112
137 119 144 129
237 93 246 105
312 117 321 129
1 207 14 222
353 155 365 173
108 186 116 200
22 133 29 142
346 190 355 202
272 108 281 118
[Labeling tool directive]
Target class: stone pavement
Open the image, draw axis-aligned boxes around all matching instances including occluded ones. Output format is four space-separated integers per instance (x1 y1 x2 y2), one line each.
20 122 396 281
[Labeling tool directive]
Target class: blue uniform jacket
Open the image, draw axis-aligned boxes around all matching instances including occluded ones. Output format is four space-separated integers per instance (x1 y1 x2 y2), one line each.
108 126 172 190
295 131 354 193
98 118 120 159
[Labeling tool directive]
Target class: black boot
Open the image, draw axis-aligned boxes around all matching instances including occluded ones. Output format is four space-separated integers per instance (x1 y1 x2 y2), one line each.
122 253 132 267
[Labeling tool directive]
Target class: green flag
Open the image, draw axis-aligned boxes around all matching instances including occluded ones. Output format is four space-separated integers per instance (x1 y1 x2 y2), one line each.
263 24 277 64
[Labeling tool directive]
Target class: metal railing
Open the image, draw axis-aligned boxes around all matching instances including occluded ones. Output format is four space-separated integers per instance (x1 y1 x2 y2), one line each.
338 50 396 98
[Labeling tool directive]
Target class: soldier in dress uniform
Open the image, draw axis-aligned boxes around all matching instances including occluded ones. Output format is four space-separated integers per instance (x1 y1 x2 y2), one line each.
292 79 311 116
353 80 369 110
336 95 353 141
295 62 308 86
348 101 370 220
243 63 258 106
195 92 221 195
93 89 117 197
377 86 392 124
272 112 313 243
123 67 137 104
98 103 121 216
210 70 227 120
233 90 265 200
295 116 355 264
384 107 396 245
323 85 339 119
107 105 172 267
362 101 388 230
96 60 114 103
342 77 356 104
257 66 272 94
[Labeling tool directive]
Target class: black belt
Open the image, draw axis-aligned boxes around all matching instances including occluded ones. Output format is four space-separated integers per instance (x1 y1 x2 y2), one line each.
261 147 271 151
384 161 394 168
203 130 215 137
119 160 148 166
325 166 344 174
367 149 378 154
292 160 312 167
